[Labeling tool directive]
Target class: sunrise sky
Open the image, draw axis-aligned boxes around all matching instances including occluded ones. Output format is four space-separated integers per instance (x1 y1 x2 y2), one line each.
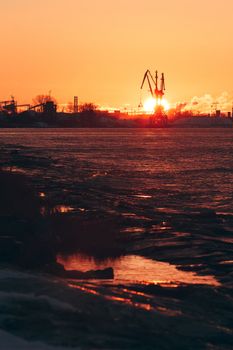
0 0 233 109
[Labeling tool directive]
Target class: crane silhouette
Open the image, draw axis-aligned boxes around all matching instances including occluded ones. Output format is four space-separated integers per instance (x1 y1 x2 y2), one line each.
140 69 165 111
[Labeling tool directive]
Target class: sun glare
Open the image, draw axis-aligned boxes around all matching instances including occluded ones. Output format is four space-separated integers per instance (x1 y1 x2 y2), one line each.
143 98 170 113
143 98 156 113
161 99 170 111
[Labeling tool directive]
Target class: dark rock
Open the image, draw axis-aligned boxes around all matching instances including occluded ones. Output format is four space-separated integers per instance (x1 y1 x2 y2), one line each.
62 267 114 280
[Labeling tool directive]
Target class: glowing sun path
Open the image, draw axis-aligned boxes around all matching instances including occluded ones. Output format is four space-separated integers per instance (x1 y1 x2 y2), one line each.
143 97 170 113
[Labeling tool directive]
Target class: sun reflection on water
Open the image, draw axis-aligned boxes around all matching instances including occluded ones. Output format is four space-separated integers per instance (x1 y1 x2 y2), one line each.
58 254 219 286
64 254 218 315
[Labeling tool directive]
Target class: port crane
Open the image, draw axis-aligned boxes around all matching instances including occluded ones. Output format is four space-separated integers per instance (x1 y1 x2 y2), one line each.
139 69 167 126
140 69 165 104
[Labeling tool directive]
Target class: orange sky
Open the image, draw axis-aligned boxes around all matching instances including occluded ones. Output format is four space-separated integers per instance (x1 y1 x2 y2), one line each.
0 0 233 109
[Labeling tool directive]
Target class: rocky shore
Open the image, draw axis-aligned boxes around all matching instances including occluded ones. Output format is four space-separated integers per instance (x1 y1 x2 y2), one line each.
0 169 114 279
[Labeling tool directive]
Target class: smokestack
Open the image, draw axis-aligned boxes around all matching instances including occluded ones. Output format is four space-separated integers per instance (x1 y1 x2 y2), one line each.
74 96 78 113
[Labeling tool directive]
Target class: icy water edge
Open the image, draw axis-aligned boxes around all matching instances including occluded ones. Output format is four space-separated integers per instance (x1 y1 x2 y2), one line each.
0 128 232 350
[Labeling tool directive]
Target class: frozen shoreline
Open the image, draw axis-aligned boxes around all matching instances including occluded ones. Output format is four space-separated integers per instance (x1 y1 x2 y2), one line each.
0 128 232 349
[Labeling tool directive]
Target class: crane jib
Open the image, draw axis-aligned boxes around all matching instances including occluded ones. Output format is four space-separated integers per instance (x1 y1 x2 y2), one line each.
140 69 165 99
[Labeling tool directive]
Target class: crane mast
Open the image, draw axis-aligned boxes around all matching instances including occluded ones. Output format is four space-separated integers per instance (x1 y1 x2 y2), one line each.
140 69 156 96
160 73 165 94
140 69 166 109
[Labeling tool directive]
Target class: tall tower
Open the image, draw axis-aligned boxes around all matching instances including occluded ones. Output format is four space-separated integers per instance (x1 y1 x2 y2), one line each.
74 96 78 113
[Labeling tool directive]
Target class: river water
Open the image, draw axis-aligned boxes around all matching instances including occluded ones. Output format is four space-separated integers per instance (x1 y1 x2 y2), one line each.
0 128 232 349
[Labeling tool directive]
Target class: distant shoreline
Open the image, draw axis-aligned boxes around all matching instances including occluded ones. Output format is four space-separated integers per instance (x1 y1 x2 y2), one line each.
0 111 232 128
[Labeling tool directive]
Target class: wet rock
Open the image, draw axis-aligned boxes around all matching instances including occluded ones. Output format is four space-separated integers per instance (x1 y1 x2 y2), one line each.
63 267 114 280
41 262 114 280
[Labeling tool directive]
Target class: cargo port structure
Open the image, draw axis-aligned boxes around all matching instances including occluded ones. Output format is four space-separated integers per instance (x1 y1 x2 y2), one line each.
0 98 56 116
0 97 17 114
140 69 167 125
141 70 165 104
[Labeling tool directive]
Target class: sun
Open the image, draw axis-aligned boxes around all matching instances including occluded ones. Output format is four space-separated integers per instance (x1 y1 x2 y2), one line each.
161 98 170 111
143 98 156 113
143 98 170 113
